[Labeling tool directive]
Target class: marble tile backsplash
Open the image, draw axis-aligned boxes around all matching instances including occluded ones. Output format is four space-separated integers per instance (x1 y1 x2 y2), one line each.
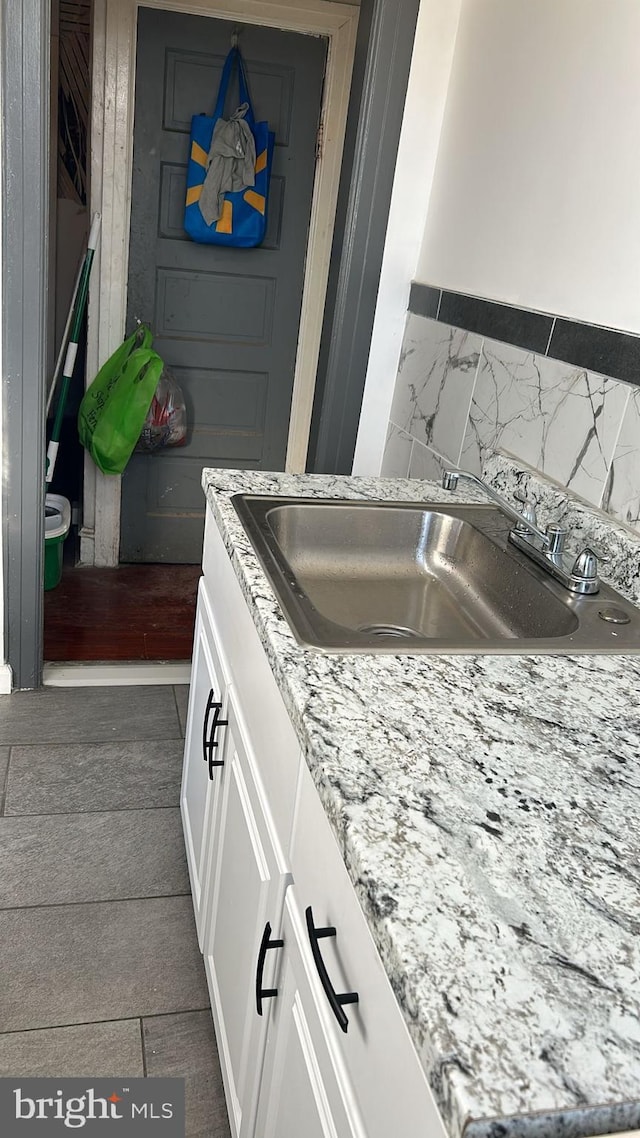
390 318 481 459
603 388 640 531
382 314 639 536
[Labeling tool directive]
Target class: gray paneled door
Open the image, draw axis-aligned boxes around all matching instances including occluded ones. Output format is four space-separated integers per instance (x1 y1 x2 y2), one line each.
120 9 327 562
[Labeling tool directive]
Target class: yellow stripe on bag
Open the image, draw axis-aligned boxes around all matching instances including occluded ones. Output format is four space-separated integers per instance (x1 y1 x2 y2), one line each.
244 190 265 215
191 141 208 167
254 149 267 174
216 200 233 233
186 184 202 206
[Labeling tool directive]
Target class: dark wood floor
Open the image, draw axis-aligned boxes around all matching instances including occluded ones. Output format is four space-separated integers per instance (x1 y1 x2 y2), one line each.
44 564 201 662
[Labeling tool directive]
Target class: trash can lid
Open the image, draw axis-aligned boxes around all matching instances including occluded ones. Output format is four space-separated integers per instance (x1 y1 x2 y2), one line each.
45 494 71 540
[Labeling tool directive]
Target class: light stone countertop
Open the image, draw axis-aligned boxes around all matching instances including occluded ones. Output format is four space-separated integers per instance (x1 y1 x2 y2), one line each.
202 458 640 1138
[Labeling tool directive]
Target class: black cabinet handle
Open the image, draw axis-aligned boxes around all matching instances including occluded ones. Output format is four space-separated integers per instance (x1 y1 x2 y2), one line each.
202 689 228 779
305 906 358 1033
202 690 218 761
255 921 284 1016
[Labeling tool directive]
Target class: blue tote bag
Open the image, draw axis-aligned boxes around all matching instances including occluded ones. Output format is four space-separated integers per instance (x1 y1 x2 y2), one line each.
184 47 275 247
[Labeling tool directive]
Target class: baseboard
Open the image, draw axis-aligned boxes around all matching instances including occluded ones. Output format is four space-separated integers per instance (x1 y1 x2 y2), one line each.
0 664 13 694
43 662 192 687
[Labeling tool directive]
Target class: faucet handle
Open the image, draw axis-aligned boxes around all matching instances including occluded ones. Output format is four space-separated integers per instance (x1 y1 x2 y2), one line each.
585 542 610 563
545 524 568 555
570 546 610 595
572 548 597 581
572 544 610 575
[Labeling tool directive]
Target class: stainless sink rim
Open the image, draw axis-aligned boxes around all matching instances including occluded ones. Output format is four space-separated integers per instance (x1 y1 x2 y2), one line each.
232 494 640 655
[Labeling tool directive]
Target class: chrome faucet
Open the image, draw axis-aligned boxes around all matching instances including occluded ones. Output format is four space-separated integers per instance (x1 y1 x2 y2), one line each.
441 469 606 595
441 470 550 544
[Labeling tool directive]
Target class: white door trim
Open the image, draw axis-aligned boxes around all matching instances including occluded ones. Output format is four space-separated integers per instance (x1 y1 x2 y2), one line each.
43 661 192 686
83 0 358 566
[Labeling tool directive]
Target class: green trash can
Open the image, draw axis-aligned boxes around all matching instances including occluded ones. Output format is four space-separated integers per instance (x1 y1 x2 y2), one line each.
44 494 71 590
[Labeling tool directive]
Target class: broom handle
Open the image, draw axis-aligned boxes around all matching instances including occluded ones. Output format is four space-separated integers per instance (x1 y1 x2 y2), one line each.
46 213 101 487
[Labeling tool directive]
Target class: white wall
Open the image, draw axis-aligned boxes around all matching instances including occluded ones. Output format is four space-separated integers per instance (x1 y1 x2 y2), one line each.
352 0 462 474
417 0 640 333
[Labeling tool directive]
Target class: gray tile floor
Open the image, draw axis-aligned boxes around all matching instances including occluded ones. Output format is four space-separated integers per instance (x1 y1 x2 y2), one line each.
0 684 230 1138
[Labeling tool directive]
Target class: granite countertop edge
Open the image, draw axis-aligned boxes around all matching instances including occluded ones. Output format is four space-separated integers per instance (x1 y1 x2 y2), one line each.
201 461 640 1138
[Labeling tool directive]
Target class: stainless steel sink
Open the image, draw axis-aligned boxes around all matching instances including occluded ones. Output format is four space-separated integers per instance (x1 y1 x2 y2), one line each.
232 496 640 654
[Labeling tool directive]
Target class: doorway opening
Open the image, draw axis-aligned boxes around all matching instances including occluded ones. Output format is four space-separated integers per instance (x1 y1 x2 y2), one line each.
18 0 423 686
44 0 358 666
46 0 191 665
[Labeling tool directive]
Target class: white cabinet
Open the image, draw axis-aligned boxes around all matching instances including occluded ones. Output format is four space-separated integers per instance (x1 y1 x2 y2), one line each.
180 579 230 946
203 687 291 1138
254 891 365 1138
183 512 448 1138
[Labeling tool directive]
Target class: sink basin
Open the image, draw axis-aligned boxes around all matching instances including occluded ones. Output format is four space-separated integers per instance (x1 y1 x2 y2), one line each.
232 496 640 654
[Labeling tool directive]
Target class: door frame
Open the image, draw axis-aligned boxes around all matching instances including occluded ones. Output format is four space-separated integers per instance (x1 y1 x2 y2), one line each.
1 0 50 690
82 0 358 566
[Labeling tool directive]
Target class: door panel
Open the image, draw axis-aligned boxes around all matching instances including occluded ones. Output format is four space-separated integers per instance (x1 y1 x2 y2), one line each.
154 267 276 344
121 10 327 563
180 580 230 947
254 894 364 1138
203 688 290 1138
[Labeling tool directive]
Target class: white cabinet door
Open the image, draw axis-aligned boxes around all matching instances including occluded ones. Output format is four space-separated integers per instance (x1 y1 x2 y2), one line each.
180 580 230 946
290 762 448 1138
203 687 291 1138
255 891 365 1138
202 511 302 850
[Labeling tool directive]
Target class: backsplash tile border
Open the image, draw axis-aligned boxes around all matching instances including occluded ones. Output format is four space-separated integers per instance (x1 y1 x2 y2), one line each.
549 319 640 386
408 282 440 320
438 291 553 355
410 284 640 388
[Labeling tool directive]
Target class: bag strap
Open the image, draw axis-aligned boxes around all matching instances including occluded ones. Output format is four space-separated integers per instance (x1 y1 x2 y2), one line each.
113 344 162 387
132 324 154 352
213 47 255 127
236 51 255 127
87 324 153 398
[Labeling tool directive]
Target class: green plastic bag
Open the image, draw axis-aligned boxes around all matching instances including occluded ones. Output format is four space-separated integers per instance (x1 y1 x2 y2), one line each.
78 326 164 475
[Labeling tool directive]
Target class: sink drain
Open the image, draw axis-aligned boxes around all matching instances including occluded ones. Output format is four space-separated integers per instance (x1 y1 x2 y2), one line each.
358 623 419 639
597 607 631 625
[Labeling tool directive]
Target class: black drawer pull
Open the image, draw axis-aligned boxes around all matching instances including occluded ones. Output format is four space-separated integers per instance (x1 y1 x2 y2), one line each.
305 906 358 1033
202 689 228 779
255 921 284 1016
